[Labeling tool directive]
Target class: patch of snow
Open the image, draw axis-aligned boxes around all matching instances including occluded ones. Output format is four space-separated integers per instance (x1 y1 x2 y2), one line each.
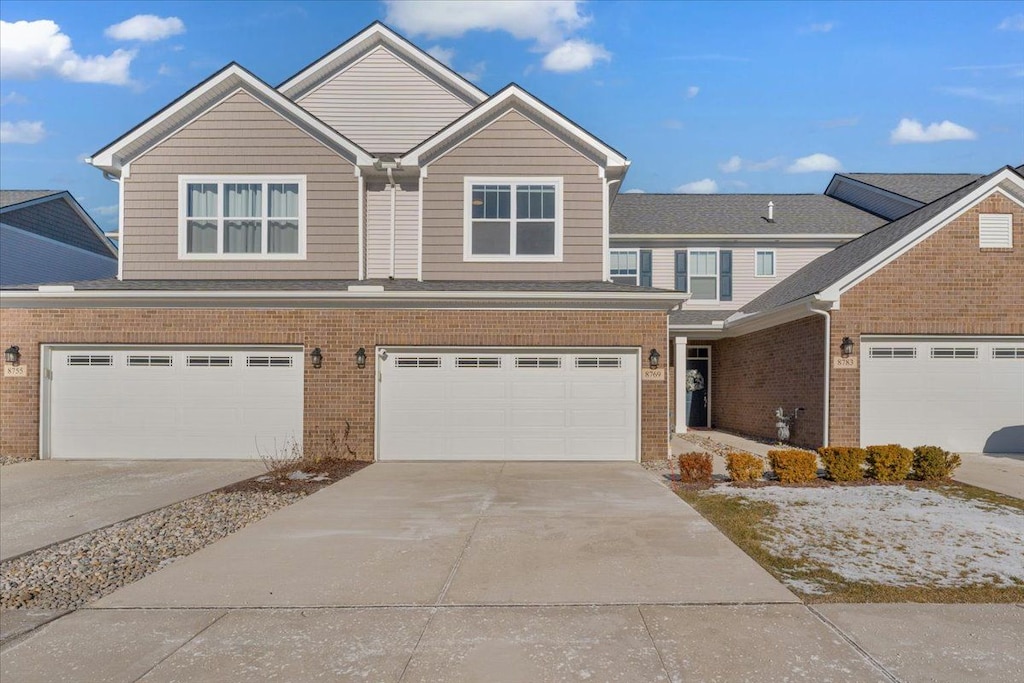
714 485 1024 590
255 475 273 482
287 471 313 481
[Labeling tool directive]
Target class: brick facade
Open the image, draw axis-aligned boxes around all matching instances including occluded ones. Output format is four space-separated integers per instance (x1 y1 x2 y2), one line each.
704 315 826 448
828 189 1024 445
0 307 669 463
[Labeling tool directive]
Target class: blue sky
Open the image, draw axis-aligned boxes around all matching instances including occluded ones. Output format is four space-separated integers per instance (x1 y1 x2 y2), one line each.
1 0 1022 230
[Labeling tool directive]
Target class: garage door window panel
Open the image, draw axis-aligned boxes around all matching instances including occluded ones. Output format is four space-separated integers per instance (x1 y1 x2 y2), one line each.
465 178 562 261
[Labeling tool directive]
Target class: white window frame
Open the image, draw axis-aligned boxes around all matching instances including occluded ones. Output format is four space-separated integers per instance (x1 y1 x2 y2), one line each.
463 176 563 262
178 175 307 260
609 248 640 285
688 248 720 303
754 249 776 277
978 213 1013 249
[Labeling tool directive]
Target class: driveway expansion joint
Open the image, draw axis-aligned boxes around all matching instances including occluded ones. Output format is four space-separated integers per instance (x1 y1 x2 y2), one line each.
129 609 229 683
805 604 903 683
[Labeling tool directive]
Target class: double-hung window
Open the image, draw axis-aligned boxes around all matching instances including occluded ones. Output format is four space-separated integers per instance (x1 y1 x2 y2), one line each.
609 249 639 285
464 178 562 260
755 249 775 277
689 250 718 300
179 176 305 259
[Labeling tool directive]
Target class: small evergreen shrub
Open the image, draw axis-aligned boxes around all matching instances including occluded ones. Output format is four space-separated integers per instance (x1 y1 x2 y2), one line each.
865 444 913 482
912 445 962 481
818 446 867 482
678 451 713 484
767 449 818 484
726 452 764 482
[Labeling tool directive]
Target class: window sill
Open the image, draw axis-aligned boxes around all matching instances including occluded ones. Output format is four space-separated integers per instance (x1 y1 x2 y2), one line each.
463 255 563 263
178 253 307 261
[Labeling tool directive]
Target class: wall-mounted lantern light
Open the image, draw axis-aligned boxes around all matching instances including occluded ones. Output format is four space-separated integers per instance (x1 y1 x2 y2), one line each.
648 348 661 369
840 337 855 358
4 346 20 365
310 347 323 369
355 347 367 369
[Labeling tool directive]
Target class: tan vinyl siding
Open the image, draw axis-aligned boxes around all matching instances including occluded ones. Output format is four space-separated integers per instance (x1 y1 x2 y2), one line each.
124 90 358 280
297 46 471 153
423 110 604 281
365 180 419 279
394 181 419 279
652 246 833 309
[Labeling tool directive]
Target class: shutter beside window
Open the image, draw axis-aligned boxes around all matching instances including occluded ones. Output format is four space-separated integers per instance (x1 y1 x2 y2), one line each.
639 249 652 287
674 250 688 292
719 250 733 301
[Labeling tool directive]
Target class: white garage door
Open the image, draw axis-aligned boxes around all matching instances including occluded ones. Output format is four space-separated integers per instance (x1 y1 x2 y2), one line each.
861 336 1024 453
378 348 639 461
45 346 303 460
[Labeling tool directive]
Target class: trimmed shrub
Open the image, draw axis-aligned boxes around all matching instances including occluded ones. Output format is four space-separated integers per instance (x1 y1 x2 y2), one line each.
818 446 867 482
678 451 713 484
767 449 818 484
865 444 914 482
913 445 962 481
726 452 764 483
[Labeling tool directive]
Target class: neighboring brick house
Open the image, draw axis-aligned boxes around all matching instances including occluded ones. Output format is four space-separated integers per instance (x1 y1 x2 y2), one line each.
1 22 1020 462
0 190 117 286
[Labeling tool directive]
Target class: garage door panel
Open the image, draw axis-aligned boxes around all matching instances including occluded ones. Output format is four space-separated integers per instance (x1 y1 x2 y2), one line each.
861 337 1024 453
48 347 302 460
379 348 638 461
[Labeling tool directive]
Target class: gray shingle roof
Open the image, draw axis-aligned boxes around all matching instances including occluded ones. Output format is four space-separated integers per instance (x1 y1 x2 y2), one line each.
610 194 884 236
741 170 1003 314
0 190 61 209
2 278 678 294
668 309 735 326
841 173 983 203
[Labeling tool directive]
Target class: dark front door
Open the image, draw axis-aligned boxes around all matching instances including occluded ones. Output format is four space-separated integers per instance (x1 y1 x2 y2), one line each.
685 356 709 428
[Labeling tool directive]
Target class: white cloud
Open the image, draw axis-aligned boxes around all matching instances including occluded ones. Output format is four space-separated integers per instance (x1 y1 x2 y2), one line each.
804 22 835 33
937 86 1019 105
541 39 610 72
105 15 185 42
786 153 842 173
685 85 699 98
461 61 486 82
91 204 119 216
718 155 783 173
0 120 46 144
675 178 718 194
427 45 455 66
0 91 28 106
0 20 135 85
889 118 977 144
157 63 174 77
384 0 589 44
662 118 684 130
622 188 645 193
998 14 1024 31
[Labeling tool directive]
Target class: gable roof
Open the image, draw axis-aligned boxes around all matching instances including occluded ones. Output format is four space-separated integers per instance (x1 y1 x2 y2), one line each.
741 166 1021 315
89 63 373 175
611 193 883 236
0 190 116 258
400 84 628 169
277 22 486 106
840 173 984 204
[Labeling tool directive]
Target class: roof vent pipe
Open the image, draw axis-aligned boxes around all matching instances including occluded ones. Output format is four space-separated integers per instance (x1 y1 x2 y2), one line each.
767 201 775 223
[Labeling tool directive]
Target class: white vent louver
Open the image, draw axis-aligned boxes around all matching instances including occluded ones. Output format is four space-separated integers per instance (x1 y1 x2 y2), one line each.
979 214 1013 248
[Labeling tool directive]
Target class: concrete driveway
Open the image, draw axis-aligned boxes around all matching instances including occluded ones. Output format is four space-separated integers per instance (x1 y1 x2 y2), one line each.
4 463 1021 682
0 460 264 561
954 453 1024 499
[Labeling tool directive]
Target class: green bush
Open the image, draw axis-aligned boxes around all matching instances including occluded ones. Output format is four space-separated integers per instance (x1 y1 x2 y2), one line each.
818 446 867 482
726 452 764 482
865 444 914 482
767 449 818 484
912 445 962 481
678 451 713 484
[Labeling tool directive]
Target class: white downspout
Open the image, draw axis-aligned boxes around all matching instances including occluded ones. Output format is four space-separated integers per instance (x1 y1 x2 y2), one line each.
807 303 831 447
387 167 396 279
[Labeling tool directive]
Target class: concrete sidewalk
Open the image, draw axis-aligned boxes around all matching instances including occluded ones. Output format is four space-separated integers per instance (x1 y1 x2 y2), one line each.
0 460 264 561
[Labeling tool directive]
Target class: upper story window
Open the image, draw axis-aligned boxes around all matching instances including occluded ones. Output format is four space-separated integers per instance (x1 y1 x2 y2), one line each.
978 213 1013 248
610 249 639 285
689 250 718 300
464 177 562 261
755 249 775 277
179 176 305 259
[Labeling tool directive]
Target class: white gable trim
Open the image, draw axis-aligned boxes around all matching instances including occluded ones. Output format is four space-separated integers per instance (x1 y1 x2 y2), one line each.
278 23 486 104
401 86 628 168
822 172 1024 300
89 65 373 174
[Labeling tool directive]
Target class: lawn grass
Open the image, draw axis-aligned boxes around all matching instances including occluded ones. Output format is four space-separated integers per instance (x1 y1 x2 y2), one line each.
677 482 1024 604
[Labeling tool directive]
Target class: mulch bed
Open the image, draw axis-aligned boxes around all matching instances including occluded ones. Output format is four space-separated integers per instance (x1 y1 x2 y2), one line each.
219 458 370 495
